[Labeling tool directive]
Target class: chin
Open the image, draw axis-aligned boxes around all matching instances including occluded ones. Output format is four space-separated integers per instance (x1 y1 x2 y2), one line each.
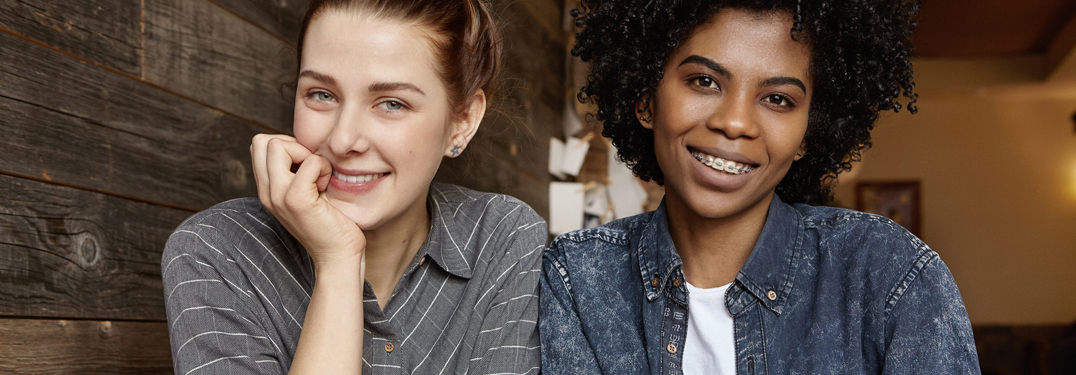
327 197 383 231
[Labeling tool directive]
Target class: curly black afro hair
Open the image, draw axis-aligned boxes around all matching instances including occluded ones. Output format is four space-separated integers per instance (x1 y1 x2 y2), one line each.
572 0 919 205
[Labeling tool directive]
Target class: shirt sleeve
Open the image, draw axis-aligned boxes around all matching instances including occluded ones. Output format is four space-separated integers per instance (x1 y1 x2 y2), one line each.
162 218 287 375
882 254 981 374
539 242 604 375
467 214 545 375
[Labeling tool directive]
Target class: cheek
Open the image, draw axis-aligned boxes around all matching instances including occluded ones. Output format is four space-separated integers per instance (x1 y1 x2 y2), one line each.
292 110 330 150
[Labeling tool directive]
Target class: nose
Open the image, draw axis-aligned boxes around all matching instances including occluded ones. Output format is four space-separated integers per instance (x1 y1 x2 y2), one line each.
706 93 760 139
326 104 372 156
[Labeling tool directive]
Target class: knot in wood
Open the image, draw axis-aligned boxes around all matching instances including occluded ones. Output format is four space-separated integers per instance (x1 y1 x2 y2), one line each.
226 159 248 189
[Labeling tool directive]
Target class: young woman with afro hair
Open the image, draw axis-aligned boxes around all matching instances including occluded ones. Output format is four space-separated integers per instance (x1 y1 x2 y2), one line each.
539 0 980 373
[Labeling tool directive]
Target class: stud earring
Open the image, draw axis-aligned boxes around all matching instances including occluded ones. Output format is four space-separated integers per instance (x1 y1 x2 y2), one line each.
637 96 652 124
450 144 462 157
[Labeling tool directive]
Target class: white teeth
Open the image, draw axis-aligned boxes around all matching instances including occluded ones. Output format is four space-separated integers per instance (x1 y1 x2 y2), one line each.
691 151 754 175
333 170 385 183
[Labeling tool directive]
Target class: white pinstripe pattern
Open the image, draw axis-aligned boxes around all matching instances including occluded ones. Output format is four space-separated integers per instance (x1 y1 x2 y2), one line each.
162 183 545 374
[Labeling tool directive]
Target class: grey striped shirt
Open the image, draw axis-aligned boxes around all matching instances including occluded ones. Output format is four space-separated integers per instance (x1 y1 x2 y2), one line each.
162 182 545 374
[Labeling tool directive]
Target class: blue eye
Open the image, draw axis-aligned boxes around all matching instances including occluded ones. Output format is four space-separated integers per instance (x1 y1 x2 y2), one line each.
309 91 334 102
380 100 407 111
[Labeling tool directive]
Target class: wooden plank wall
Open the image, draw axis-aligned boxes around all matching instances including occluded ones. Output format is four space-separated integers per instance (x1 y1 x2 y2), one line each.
0 0 560 372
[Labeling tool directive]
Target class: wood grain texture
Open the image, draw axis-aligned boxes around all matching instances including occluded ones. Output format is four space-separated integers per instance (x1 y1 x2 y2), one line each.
0 174 190 320
0 30 262 210
0 318 171 374
211 0 306 42
0 0 142 76
143 0 296 132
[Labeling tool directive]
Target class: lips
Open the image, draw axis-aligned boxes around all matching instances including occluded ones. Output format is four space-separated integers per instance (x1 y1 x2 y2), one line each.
327 166 389 195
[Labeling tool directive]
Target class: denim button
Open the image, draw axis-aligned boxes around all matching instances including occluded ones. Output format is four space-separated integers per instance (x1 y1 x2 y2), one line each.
767 290 777 300
666 343 677 354
651 277 660 287
672 277 682 288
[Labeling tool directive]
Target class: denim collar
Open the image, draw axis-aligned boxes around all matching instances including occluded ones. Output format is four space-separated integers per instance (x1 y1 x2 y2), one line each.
637 194 804 315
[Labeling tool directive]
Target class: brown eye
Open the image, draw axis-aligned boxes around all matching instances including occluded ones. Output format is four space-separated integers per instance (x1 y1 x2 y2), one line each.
692 76 719 89
763 94 793 107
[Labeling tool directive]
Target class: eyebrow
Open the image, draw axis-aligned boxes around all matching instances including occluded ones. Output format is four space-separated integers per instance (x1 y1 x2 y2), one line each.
368 82 426 96
679 55 808 94
298 70 336 85
679 55 731 80
759 77 807 94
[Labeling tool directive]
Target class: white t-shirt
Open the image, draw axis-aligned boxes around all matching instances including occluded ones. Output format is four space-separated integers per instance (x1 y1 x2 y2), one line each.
683 281 736 375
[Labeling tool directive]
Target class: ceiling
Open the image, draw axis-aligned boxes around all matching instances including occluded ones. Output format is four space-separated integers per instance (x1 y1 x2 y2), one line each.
913 0 1076 57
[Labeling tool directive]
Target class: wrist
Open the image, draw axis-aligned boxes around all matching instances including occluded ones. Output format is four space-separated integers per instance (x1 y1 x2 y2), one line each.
313 254 365 283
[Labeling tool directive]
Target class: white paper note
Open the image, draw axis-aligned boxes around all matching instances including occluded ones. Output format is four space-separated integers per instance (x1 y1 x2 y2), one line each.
549 138 566 180
549 182 586 236
606 141 647 219
559 136 591 177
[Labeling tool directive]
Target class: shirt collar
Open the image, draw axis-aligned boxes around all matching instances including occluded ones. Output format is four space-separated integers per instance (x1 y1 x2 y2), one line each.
636 194 804 314
733 194 804 315
637 200 682 302
415 182 477 280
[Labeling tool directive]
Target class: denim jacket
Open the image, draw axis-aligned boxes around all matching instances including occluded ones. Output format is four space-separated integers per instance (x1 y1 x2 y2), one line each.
540 195 980 374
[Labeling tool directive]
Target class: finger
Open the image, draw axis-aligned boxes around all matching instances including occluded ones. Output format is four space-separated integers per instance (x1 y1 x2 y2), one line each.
251 134 297 208
265 137 312 207
292 154 333 199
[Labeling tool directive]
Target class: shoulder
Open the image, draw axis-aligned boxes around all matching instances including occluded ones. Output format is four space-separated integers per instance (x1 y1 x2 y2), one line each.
796 204 931 259
793 204 946 305
430 183 546 265
171 197 275 236
545 211 652 261
430 182 544 229
163 198 301 267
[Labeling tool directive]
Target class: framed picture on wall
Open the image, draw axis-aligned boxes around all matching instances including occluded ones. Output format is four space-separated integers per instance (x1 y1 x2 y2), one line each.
855 180 921 237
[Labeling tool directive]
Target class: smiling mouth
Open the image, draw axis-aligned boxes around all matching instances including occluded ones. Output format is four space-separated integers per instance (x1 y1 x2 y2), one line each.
690 150 756 175
332 170 388 183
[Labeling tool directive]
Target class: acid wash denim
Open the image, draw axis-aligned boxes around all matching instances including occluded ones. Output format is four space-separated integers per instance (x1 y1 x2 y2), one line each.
540 195 980 374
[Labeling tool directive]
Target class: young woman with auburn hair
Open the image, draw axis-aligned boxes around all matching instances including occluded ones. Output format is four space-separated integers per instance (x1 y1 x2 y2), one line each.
163 1 544 373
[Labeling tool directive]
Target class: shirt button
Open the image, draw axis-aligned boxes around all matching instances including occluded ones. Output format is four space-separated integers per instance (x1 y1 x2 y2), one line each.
419 256 425 265
651 277 660 287
672 277 682 288
666 343 677 354
384 342 394 353
767 290 777 300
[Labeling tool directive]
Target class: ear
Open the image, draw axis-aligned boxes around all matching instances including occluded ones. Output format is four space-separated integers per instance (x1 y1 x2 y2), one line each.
794 141 807 161
445 90 487 158
635 92 653 130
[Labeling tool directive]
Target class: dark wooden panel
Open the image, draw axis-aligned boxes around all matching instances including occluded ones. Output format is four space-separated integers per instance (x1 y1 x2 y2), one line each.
144 0 296 132
0 318 171 374
0 0 142 76
0 30 261 210
0 174 190 320
914 0 1076 57
211 0 306 42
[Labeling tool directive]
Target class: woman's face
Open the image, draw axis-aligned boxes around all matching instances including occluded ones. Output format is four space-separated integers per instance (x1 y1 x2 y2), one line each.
645 8 811 221
294 11 463 230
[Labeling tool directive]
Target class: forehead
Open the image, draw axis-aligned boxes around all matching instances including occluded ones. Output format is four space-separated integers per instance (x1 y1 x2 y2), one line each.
300 11 444 89
674 8 810 80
